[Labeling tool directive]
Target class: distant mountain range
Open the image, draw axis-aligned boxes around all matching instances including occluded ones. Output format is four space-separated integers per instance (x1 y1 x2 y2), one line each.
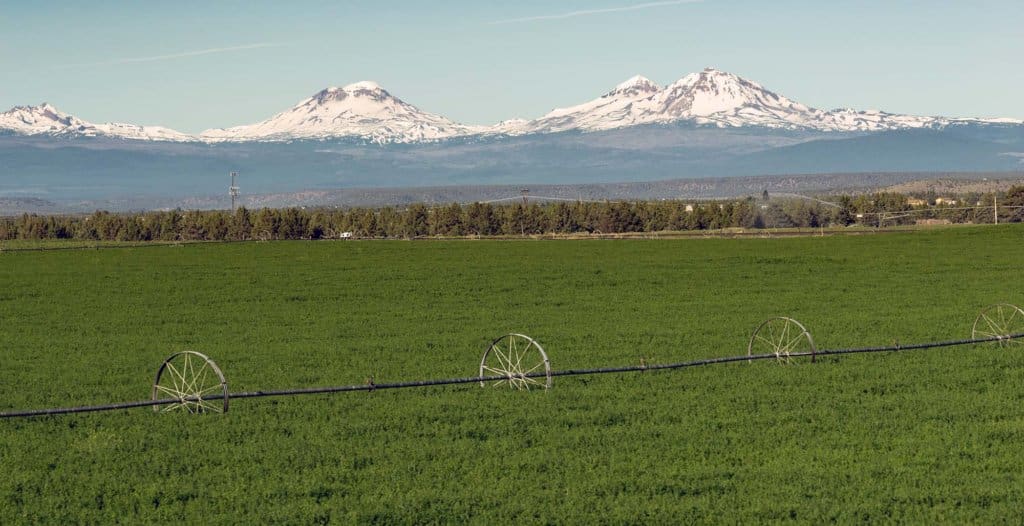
3 68 1021 144
0 103 193 142
2 68 1023 211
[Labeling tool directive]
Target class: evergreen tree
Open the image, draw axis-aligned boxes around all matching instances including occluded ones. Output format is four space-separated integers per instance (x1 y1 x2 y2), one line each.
403 204 429 238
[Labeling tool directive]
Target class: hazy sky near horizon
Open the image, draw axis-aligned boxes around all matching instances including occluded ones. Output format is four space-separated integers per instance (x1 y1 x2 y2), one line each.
2 0 1022 133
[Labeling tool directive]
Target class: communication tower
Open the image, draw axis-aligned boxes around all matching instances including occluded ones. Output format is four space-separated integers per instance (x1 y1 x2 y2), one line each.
229 172 240 211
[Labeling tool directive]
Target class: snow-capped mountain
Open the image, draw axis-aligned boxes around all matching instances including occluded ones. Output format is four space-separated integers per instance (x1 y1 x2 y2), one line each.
200 81 484 144
0 103 192 141
510 75 663 134
651 68 1020 131
651 68 830 129
499 68 1023 135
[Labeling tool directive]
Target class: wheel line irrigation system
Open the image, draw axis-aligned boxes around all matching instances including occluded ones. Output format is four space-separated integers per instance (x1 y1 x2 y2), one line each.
2 304 1023 419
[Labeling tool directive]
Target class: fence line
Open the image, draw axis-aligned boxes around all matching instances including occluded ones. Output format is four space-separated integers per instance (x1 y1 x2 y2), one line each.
1 331 1021 419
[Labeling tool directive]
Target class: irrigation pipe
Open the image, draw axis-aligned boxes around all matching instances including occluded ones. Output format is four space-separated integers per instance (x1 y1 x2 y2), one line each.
2 332 1022 419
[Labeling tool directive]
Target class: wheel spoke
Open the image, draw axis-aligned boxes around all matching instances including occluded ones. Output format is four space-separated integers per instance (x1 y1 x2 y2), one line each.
524 361 545 374
982 313 1004 336
182 354 199 396
192 360 211 394
1006 307 1024 344
1006 306 1021 328
199 383 225 396
155 384 182 399
491 345 511 371
509 337 519 371
754 334 775 350
780 332 807 355
197 398 217 413
482 365 508 377
165 401 188 412
164 362 185 396
513 341 526 375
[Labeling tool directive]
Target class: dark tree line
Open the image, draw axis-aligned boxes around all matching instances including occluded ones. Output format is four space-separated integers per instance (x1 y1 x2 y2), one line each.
2 188 1022 242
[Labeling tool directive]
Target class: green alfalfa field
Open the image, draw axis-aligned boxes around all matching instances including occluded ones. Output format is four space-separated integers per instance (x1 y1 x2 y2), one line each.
1 226 1023 523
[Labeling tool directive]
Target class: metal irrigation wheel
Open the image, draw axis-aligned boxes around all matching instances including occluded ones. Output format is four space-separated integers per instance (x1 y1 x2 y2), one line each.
972 303 1024 347
747 317 817 364
151 351 228 413
479 333 551 390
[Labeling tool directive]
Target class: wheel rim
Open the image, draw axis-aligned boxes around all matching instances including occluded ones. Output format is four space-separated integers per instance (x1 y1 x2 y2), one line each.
747 317 817 364
151 351 228 413
972 304 1024 347
479 334 551 390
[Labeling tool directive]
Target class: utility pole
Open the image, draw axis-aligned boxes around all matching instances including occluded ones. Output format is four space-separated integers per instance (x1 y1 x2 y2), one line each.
519 188 529 236
994 195 998 225
229 172 240 211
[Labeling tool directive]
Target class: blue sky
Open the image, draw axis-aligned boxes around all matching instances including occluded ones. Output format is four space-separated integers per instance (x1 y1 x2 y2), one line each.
2 0 1022 133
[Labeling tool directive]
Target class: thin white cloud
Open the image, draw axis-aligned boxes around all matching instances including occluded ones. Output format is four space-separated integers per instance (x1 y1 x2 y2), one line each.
999 152 1024 164
490 0 703 25
58 42 286 68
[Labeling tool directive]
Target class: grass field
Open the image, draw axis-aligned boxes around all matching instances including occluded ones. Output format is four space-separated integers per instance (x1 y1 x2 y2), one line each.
2 226 1023 522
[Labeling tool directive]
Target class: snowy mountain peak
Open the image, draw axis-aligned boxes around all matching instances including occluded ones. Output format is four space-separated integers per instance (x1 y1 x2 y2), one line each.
342 80 383 91
308 81 391 105
656 67 809 121
609 75 661 96
0 103 85 134
499 74 666 134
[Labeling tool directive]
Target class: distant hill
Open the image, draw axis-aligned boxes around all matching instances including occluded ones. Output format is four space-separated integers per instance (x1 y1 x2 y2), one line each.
2 122 1023 210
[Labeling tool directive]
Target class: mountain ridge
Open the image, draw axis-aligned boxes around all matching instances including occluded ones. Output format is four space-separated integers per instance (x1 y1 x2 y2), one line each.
0 103 194 142
2 68 1021 144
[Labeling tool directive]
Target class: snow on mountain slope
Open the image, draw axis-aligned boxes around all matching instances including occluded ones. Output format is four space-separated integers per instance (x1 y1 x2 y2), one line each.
0 103 88 135
200 81 484 144
87 122 195 141
0 103 193 141
652 68 831 129
509 75 662 134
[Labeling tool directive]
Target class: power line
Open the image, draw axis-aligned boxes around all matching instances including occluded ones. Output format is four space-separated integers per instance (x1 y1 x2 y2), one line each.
769 192 842 208
478 195 605 204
